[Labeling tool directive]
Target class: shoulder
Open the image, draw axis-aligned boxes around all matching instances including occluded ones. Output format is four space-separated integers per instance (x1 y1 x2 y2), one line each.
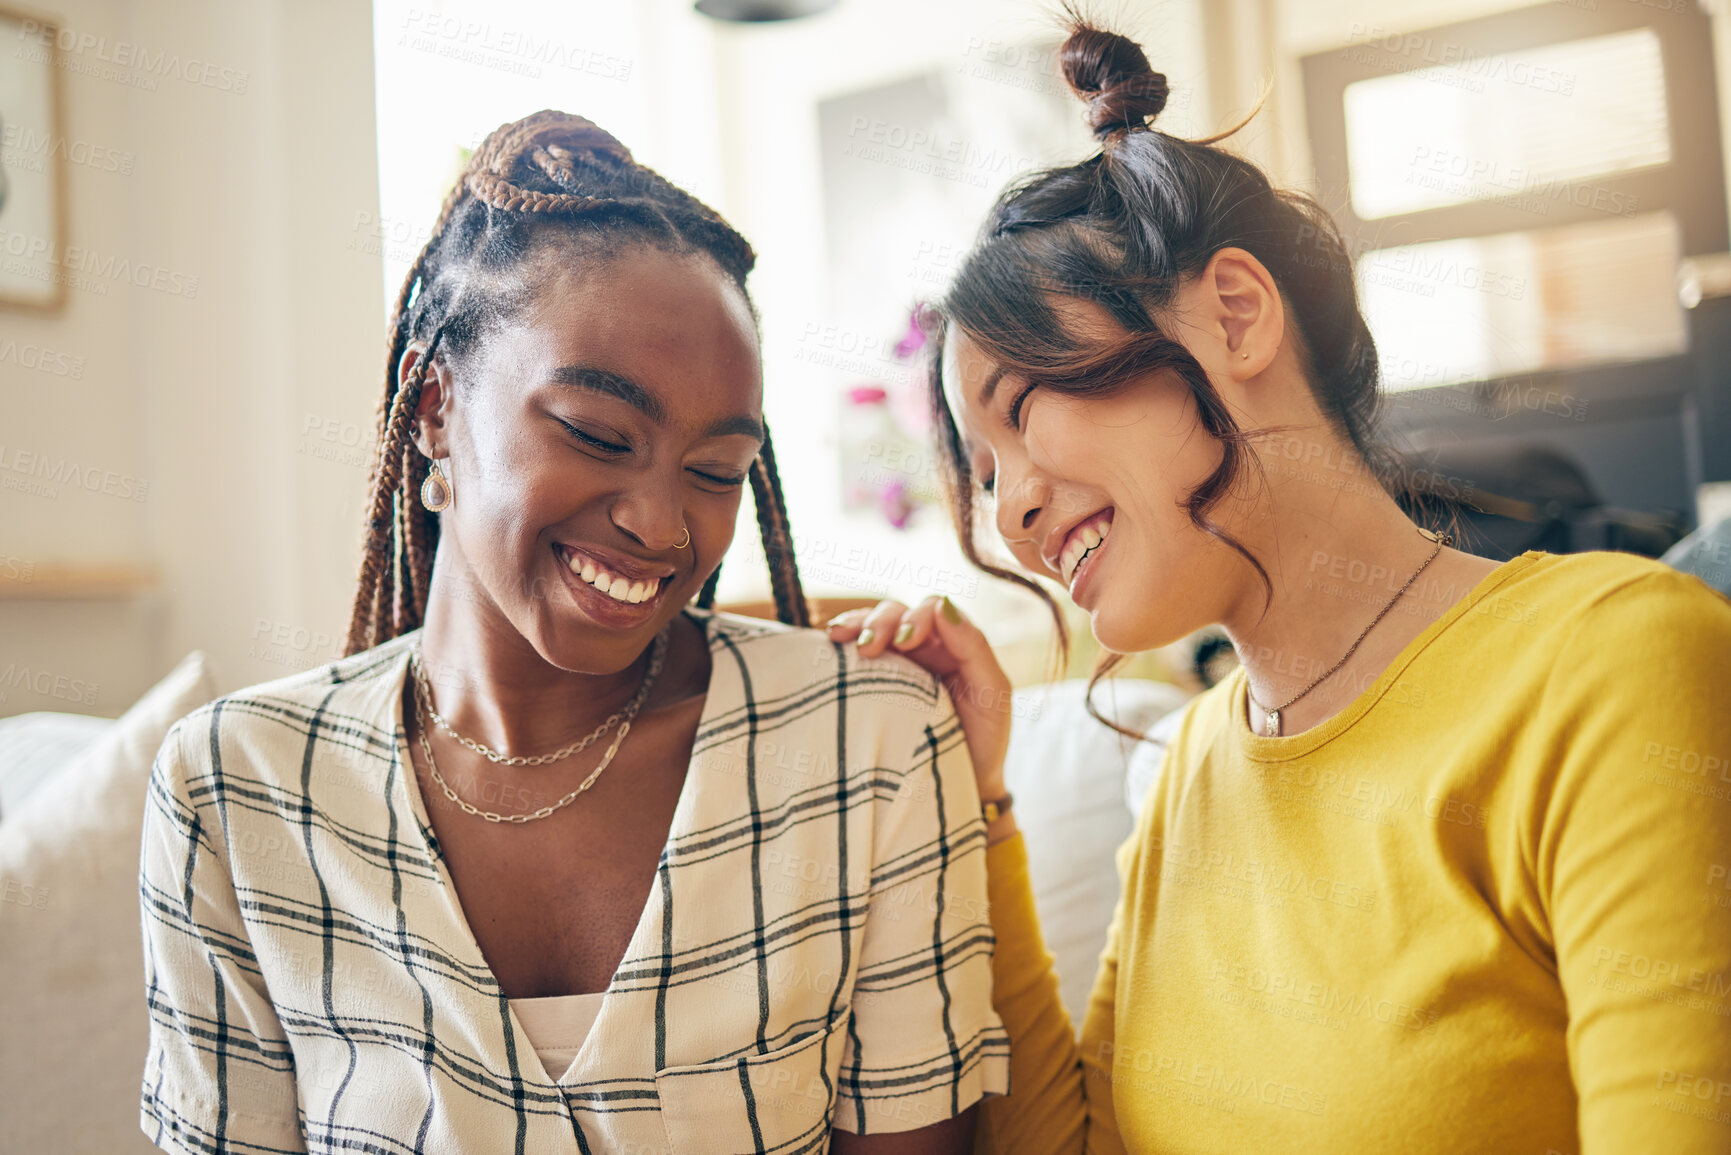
162 634 412 780
1501 554 1731 741
695 611 952 777
1507 551 1731 658
1506 550 1730 623
701 609 943 712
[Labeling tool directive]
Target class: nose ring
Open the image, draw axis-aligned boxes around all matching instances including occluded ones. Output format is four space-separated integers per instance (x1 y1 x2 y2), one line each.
675 526 691 550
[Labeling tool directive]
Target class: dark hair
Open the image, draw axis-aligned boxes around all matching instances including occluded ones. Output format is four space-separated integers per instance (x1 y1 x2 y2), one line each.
927 15 1400 725
345 110 807 654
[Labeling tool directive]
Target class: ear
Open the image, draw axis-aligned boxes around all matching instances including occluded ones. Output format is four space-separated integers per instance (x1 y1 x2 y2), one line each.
400 344 452 459
1198 247 1284 381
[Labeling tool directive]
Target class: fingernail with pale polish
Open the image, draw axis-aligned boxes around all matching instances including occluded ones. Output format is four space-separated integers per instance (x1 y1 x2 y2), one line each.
858 628 876 647
941 598 962 624
894 623 915 647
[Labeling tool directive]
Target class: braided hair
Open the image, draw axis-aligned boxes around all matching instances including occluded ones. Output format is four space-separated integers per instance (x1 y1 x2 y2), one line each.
344 110 808 655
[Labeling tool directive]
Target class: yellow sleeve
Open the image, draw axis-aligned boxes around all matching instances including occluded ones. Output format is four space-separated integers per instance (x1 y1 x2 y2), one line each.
1074 836 1128 1155
975 824 1136 1155
974 832 1085 1154
1540 572 1731 1153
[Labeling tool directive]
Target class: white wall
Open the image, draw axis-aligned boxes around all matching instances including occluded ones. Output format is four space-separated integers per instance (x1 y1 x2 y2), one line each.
0 0 382 715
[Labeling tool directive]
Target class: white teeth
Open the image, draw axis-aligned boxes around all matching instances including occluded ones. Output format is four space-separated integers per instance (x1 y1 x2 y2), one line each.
562 547 663 604
1061 514 1114 585
1061 540 1084 582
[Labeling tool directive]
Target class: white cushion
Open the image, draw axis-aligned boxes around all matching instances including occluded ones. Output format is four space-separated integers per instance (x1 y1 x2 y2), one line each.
0 652 215 1155
0 712 114 820
1004 678 1190 1022
1125 705 1192 821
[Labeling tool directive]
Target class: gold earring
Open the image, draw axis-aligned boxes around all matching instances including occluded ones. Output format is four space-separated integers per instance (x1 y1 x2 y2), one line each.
421 460 452 512
675 526 691 549
1240 351 1250 360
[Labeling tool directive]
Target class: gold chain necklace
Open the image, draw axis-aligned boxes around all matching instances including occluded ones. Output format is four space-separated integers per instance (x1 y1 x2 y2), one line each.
1246 527 1451 738
411 629 666 765
409 629 669 824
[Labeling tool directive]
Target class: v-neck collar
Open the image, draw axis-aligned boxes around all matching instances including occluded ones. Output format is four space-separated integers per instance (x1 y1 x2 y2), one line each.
387 608 733 1091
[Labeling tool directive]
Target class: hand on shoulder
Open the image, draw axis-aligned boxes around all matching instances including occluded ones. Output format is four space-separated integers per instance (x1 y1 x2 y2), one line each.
827 597 1016 834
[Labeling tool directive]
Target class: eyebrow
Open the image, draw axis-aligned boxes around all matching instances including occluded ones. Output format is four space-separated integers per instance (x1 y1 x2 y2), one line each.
549 364 764 444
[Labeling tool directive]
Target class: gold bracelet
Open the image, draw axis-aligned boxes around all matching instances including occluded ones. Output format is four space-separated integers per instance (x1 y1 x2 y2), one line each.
982 792 1014 823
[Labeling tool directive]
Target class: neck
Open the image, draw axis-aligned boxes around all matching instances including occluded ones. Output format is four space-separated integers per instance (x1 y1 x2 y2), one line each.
414 566 661 758
1216 441 1471 732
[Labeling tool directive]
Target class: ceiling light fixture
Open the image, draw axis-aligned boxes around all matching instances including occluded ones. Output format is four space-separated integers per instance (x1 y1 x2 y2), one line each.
694 0 838 22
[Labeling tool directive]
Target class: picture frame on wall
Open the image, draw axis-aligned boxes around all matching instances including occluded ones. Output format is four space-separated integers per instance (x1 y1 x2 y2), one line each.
0 3 68 312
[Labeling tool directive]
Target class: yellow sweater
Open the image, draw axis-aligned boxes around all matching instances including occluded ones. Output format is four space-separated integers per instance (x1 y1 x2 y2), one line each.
980 551 1731 1154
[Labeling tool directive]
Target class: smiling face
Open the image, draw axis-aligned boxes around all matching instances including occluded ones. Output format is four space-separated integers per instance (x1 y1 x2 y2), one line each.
943 295 1255 655
413 244 762 675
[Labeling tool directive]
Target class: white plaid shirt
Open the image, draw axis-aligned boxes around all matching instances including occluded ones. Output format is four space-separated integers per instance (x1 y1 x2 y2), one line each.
140 609 1007 1154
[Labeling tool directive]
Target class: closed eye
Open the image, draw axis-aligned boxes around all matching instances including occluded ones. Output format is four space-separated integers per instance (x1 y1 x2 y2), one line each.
689 469 746 488
559 419 628 454
1006 382 1037 431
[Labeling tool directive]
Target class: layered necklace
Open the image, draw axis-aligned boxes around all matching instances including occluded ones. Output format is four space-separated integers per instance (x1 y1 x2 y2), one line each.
409 627 670 823
1246 527 1450 738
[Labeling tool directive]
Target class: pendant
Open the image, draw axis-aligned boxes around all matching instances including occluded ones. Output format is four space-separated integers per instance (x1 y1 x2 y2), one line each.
421 468 452 512
1264 709 1280 737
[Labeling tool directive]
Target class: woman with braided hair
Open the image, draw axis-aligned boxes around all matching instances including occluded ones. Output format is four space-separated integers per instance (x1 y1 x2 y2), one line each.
829 12 1731 1155
138 111 1006 1155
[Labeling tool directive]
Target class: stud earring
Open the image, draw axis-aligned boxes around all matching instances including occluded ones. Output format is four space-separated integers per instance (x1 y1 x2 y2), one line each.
1241 351 1250 360
421 460 452 512
675 526 691 549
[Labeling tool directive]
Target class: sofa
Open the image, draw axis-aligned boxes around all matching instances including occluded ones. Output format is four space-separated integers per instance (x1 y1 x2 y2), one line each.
0 654 1188 1153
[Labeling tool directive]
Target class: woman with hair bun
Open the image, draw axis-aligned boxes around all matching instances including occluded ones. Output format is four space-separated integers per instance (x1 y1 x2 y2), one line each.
139 112 1006 1154
830 14 1731 1153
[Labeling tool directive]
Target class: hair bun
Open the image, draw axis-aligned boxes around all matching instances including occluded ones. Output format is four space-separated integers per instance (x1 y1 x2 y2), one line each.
1060 23 1169 142
472 109 633 179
